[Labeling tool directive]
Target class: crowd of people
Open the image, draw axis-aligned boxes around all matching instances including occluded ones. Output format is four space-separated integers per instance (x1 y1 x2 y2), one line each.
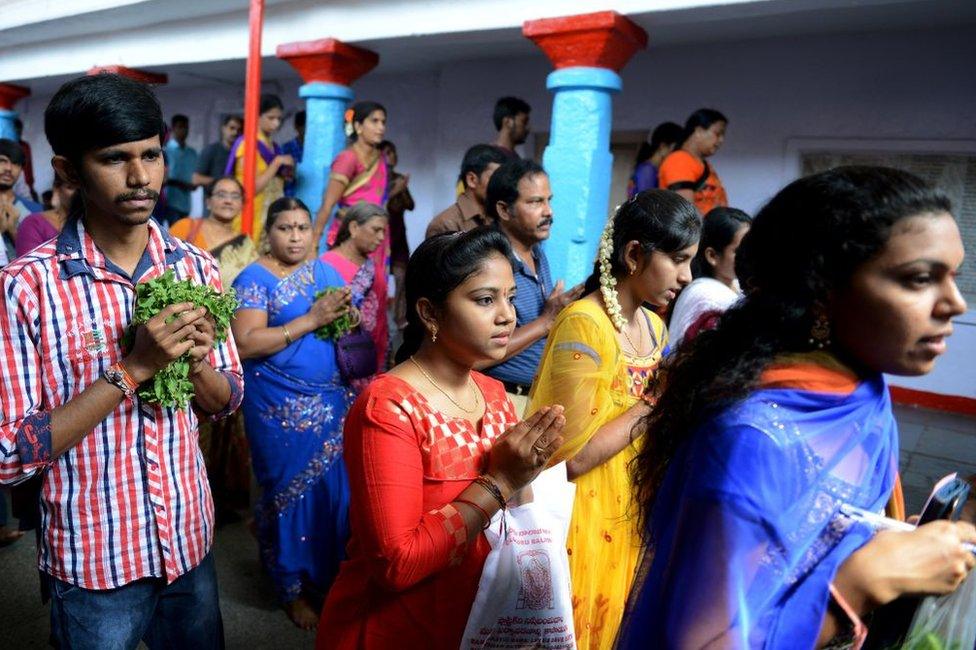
0 71 973 650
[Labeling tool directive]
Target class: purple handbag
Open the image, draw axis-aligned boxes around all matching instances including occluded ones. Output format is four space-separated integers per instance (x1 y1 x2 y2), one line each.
335 328 377 381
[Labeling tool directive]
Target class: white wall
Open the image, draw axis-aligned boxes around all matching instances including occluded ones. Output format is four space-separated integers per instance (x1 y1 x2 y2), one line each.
15 25 976 397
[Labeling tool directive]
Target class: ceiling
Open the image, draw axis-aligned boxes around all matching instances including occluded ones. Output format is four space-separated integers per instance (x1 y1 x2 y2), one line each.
8 0 976 94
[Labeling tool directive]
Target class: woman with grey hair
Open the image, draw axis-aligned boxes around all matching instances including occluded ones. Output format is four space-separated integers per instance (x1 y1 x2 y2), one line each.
321 201 391 382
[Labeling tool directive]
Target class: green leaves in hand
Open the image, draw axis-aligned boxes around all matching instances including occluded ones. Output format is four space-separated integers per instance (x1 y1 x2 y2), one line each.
313 287 355 340
126 270 239 408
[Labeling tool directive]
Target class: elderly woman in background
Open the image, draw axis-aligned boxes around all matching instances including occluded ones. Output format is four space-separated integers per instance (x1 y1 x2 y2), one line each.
320 202 390 380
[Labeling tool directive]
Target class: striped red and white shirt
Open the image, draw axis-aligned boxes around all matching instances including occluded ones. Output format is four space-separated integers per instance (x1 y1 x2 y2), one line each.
0 217 243 590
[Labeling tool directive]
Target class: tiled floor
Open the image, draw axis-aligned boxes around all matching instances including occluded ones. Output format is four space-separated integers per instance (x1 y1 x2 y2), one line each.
895 405 976 513
0 405 972 648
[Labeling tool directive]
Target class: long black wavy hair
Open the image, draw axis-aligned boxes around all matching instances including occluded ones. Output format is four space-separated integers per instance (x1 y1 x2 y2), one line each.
583 190 702 295
395 227 515 364
631 165 953 535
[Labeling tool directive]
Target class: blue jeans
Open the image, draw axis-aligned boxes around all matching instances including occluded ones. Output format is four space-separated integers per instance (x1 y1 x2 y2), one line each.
47 552 224 649
0 488 8 527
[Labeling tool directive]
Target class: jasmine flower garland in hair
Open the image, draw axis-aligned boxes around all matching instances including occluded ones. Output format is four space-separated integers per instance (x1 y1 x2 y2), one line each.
599 210 627 332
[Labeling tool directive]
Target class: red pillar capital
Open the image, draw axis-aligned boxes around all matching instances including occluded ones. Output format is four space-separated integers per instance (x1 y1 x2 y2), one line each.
276 38 379 86
87 65 168 85
522 11 648 72
0 83 30 111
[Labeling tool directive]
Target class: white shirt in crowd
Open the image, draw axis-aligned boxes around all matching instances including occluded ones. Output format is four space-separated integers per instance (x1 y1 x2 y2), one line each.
669 277 741 349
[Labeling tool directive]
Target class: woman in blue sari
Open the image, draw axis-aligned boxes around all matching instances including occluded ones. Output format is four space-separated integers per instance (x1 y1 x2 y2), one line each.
231 197 353 630
620 166 975 649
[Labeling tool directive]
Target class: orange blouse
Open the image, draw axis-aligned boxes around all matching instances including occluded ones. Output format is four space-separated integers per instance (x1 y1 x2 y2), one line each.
169 217 208 249
658 149 728 215
317 373 520 650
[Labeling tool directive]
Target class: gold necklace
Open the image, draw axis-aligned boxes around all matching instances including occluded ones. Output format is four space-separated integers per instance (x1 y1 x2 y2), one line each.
266 254 299 278
409 356 480 414
621 316 646 356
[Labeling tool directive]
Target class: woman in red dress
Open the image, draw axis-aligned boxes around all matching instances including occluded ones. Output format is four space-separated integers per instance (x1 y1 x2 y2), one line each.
317 227 566 649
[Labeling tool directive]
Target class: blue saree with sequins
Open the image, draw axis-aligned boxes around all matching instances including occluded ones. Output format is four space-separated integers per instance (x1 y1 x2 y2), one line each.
233 259 352 603
617 358 898 649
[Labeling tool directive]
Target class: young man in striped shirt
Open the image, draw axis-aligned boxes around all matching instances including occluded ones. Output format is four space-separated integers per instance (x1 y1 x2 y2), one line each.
0 74 242 648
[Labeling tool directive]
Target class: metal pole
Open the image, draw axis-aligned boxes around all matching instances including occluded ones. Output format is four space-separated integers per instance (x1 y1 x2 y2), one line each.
241 0 265 237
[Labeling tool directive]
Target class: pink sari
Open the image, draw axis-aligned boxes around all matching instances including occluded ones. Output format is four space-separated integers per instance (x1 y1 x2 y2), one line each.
320 250 389 382
325 149 388 250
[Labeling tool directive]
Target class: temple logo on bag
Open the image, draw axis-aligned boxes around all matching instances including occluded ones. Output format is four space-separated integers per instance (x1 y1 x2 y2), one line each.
517 549 553 610
462 469 577 649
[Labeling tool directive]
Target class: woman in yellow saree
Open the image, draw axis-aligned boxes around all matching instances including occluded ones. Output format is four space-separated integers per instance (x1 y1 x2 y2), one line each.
228 94 295 244
527 190 701 649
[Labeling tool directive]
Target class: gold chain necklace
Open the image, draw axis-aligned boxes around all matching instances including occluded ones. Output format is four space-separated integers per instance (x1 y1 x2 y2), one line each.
409 356 480 414
621 314 647 356
265 254 300 278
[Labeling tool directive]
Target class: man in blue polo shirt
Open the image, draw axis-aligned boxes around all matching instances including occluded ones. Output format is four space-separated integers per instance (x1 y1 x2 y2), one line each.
483 159 583 414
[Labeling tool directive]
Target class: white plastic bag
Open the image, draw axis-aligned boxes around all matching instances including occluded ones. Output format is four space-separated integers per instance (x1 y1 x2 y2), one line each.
903 566 976 650
461 465 577 649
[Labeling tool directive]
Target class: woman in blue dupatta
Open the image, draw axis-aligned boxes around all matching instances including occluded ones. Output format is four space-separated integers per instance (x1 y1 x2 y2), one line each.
231 197 353 630
619 166 975 649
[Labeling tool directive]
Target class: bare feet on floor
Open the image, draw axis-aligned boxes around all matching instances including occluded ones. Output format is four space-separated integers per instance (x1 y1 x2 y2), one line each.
0 526 24 546
284 596 319 630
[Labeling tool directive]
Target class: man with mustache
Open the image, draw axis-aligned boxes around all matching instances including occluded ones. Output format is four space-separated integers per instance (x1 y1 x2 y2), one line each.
0 138 43 266
0 73 242 648
483 158 583 413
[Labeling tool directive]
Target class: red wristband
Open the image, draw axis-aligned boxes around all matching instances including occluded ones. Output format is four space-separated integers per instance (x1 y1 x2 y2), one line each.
115 361 139 392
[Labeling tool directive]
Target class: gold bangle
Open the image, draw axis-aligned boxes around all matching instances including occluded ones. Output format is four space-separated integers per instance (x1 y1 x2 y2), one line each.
282 324 293 345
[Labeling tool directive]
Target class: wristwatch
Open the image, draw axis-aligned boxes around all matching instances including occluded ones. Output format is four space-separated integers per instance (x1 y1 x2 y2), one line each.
104 362 137 398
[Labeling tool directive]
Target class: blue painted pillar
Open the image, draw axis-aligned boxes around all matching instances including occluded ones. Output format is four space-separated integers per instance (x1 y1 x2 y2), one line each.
296 82 352 221
277 38 379 251
523 10 648 285
0 83 30 143
0 109 16 140
541 67 621 286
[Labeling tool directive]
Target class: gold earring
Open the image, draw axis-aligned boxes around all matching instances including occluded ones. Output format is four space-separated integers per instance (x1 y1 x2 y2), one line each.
809 313 831 349
431 326 438 343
